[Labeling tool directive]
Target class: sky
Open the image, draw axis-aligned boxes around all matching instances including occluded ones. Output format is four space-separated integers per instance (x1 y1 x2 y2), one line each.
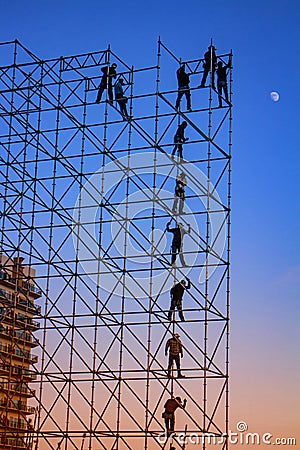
1 0 300 448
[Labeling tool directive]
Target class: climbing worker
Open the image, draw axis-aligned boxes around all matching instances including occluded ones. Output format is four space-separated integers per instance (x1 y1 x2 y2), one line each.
172 122 189 160
162 396 187 436
216 58 231 107
166 220 191 267
199 45 217 88
96 63 117 104
173 172 187 215
168 278 191 322
165 333 185 378
114 77 130 119
175 63 192 112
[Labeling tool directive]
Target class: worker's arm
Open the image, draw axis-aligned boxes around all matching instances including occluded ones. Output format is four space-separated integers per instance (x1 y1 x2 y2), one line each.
177 398 187 409
165 340 169 356
166 221 172 232
180 341 183 357
185 278 191 290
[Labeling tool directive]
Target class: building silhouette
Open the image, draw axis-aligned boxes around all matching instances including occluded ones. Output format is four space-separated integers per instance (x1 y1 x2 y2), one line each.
0 255 41 449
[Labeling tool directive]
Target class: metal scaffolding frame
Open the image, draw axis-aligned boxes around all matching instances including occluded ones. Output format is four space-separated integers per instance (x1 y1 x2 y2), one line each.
0 38 232 450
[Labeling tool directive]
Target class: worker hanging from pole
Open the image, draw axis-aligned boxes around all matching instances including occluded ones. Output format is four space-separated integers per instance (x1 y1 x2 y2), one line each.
216 55 232 108
166 219 190 267
172 121 189 161
168 278 191 322
172 172 187 215
162 396 187 437
114 77 131 119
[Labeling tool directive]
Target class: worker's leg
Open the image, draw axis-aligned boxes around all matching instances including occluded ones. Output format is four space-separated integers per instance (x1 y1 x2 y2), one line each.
175 88 184 109
165 417 170 434
170 414 175 433
179 196 184 214
200 68 209 87
217 82 223 107
178 144 183 160
177 299 185 322
122 101 129 118
224 83 229 103
108 83 114 104
172 196 178 213
185 88 191 110
172 143 178 156
119 100 128 118
171 244 177 265
211 69 216 89
174 354 181 377
168 298 176 321
179 247 186 266
96 83 105 103
116 100 122 114
168 355 174 377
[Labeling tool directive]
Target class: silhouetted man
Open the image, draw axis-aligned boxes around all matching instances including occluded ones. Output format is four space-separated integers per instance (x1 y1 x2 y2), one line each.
175 64 191 111
166 220 190 266
173 172 187 215
165 333 185 378
168 278 191 322
162 396 187 436
200 45 217 88
216 59 231 107
114 78 130 119
172 122 189 159
96 63 117 104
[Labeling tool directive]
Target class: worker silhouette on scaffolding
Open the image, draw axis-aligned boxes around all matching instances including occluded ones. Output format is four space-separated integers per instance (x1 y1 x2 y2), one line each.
173 172 187 215
172 122 189 160
166 220 190 267
175 63 192 112
168 278 191 322
165 333 185 378
162 396 187 436
96 63 117 104
199 45 217 89
216 58 231 108
114 77 130 119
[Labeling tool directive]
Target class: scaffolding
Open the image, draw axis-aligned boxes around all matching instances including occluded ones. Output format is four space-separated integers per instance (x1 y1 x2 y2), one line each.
0 39 232 450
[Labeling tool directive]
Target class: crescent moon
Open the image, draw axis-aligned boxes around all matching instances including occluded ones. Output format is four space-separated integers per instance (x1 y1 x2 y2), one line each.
270 91 279 102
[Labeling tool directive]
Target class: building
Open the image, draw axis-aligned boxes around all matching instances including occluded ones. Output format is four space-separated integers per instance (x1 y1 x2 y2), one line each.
0 255 41 449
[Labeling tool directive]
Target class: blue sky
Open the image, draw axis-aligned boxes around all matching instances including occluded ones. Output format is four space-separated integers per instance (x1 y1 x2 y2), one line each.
1 0 300 440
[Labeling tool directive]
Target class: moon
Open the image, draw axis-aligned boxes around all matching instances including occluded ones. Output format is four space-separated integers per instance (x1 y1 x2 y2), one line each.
270 91 280 102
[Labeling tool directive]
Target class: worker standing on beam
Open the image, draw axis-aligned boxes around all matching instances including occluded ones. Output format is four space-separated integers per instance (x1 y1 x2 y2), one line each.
199 45 217 88
165 333 185 378
216 58 231 108
175 63 192 112
168 278 191 322
166 220 190 267
96 63 117 104
114 77 130 119
173 172 187 215
171 122 189 160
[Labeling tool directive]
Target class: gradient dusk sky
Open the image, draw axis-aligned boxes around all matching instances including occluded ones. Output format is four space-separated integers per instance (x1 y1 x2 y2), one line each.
1 0 299 447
